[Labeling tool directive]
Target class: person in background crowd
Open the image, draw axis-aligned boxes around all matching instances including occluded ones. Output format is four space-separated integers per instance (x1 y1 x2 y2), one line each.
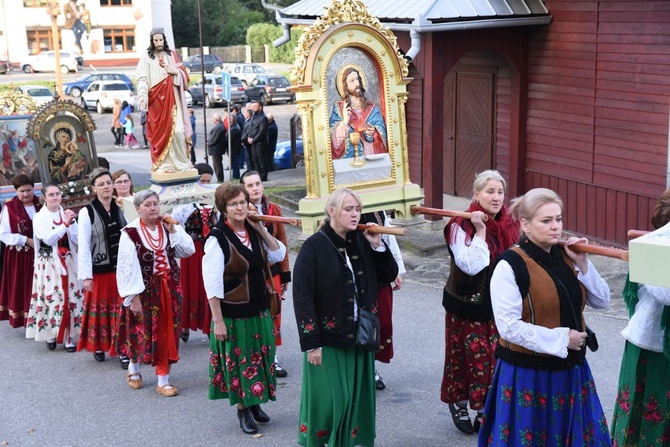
228 111 242 180
203 183 286 434
610 189 670 446
359 210 405 390
241 171 291 377
120 100 132 143
112 169 134 206
233 104 247 171
0 174 41 328
77 168 128 366
189 108 197 164
207 113 227 182
266 114 277 174
441 170 520 434
140 111 149 149
241 107 254 173
246 101 269 181
172 163 217 343
292 188 398 446
115 190 195 397
123 114 140 150
97 157 110 170
26 184 84 352
478 188 612 447
112 99 124 149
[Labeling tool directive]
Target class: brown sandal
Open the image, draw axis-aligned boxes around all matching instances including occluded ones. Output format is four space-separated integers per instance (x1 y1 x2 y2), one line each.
126 372 143 390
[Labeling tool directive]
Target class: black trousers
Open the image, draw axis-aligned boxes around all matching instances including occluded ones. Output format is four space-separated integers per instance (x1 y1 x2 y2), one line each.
211 154 224 182
251 143 268 181
111 127 123 145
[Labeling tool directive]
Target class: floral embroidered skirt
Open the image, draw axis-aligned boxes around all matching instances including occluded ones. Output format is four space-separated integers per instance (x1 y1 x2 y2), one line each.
440 310 498 410
478 359 612 447
375 283 394 363
298 346 376 447
208 309 277 406
26 253 83 342
0 246 34 328
179 240 211 335
611 341 670 447
77 271 121 355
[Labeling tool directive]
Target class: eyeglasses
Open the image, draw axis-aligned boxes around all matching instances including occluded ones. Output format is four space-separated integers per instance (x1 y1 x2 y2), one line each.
226 200 248 208
114 179 131 184
95 181 113 187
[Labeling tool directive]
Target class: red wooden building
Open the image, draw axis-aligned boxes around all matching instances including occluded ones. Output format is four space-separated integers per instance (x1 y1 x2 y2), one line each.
278 0 668 245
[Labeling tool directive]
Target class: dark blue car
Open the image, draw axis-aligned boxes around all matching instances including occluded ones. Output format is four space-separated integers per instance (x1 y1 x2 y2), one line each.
63 72 134 98
274 139 304 170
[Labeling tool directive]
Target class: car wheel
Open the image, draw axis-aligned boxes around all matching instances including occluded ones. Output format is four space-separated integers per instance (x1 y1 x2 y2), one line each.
241 80 248 87
80 97 87 109
60 65 69 75
96 101 104 114
185 66 191 74
70 87 82 98
296 160 305 168
260 92 268 106
213 65 222 74
23 65 32 74
204 94 213 108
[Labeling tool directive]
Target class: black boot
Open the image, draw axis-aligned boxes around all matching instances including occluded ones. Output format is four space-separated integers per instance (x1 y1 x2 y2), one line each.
237 408 258 434
249 404 270 423
448 403 474 434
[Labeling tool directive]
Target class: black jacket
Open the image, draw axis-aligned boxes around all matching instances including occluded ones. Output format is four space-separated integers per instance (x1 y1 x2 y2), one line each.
293 223 398 351
267 120 278 152
247 111 268 147
207 120 227 155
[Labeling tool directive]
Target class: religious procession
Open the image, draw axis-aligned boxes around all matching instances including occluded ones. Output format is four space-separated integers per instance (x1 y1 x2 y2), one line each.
2 0 670 445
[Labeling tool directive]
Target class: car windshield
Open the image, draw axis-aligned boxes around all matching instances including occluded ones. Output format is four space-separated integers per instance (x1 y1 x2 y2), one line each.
27 88 51 96
73 74 92 82
268 77 290 87
103 84 129 91
231 77 242 85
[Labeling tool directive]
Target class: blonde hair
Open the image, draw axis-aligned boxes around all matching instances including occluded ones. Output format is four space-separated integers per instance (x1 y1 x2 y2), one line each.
472 170 506 198
508 188 563 222
319 188 362 228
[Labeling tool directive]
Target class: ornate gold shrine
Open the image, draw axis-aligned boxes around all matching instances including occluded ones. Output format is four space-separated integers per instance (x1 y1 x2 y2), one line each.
290 0 423 235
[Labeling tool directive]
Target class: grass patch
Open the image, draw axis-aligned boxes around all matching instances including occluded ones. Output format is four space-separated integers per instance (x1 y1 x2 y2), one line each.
0 80 58 93
265 185 302 194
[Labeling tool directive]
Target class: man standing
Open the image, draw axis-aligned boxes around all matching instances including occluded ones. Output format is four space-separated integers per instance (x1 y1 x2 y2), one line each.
329 66 388 159
241 171 291 377
63 0 85 52
266 114 278 173
136 29 193 176
206 113 227 182
246 101 269 181
228 112 242 180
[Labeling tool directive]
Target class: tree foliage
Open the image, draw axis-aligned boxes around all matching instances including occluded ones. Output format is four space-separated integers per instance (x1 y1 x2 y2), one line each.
246 24 303 64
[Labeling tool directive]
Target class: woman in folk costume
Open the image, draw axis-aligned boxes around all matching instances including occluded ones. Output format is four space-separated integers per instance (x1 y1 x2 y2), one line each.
203 183 286 435
115 190 195 397
26 184 84 351
478 188 612 447
293 188 398 447
611 189 670 446
241 170 292 377
441 170 520 434
77 168 128 366
172 163 217 342
0 174 41 328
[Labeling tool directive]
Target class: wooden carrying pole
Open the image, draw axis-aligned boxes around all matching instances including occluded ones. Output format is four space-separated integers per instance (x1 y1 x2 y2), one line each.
410 205 488 221
247 214 408 236
627 229 649 239
557 240 629 262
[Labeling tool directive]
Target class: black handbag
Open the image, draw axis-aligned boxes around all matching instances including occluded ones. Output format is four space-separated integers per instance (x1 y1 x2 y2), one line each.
356 309 381 352
584 325 599 352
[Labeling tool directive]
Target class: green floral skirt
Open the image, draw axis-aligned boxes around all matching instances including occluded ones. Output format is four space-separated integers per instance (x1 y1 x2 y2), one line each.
208 310 276 406
298 345 375 447
611 341 670 446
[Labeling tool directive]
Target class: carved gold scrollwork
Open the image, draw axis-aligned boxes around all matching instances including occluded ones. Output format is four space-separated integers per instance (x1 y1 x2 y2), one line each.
0 84 39 116
298 102 318 198
398 94 410 184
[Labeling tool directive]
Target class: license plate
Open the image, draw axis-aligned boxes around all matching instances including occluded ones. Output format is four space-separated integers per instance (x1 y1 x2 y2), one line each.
275 88 286 92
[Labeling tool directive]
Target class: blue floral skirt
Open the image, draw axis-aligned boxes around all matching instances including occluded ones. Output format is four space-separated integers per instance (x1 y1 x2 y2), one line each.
478 359 612 447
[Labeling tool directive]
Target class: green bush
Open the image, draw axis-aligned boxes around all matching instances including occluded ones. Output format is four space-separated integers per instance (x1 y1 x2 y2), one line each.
246 24 303 64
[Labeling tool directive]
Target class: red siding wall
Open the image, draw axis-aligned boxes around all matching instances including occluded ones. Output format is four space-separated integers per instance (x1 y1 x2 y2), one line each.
407 64 424 184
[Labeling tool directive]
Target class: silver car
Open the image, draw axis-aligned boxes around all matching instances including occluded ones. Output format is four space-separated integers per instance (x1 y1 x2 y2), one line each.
189 73 248 107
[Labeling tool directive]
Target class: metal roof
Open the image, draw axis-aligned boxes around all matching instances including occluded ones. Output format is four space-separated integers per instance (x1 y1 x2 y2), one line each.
279 0 549 27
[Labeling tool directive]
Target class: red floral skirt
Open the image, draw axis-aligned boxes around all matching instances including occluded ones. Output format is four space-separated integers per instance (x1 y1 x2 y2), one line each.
77 271 121 355
0 246 35 328
179 240 211 334
375 283 394 363
440 310 498 410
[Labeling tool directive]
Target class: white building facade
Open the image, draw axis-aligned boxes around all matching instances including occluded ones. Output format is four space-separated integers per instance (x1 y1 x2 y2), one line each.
0 0 176 66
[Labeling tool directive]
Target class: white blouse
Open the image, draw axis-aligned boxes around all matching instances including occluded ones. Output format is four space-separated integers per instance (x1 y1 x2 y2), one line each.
116 218 195 305
202 231 286 300
0 203 36 246
621 284 670 352
448 224 490 276
379 211 406 276
32 207 79 276
490 258 610 359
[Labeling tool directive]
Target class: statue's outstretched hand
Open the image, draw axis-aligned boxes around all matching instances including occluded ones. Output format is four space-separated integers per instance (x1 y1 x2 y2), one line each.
138 96 147 112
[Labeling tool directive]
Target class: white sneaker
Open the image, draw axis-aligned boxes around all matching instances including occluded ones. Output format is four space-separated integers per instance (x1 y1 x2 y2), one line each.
132 144 140 149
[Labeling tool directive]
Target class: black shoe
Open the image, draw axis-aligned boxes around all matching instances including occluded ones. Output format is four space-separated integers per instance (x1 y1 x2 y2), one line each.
449 403 474 434
237 408 259 434
65 345 77 353
94 351 105 362
275 363 288 378
249 404 270 423
46 341 57 351
180 330 189 343
473 412 483 432
120 355 130 370
375 371 386 390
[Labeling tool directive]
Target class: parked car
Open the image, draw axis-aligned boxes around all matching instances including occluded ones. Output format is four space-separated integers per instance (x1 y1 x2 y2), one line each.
64 72 134 98
183 54 223 74
245 74 295 105
274 139 304 170
185 90 193 107
0 58 10 74
18 85 54 107
21 51 83 75
189 73 248 107
223 63 267 86
80 80 134 114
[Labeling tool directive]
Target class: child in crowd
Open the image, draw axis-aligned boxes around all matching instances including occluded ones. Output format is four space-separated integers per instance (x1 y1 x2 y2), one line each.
123 114 140 149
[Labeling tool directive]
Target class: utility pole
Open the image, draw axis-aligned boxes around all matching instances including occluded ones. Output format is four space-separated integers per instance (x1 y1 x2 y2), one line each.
47 0 63 96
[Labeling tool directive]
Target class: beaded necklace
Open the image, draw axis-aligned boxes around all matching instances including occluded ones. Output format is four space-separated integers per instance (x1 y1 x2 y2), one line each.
225 220 250 246
139 219 169 273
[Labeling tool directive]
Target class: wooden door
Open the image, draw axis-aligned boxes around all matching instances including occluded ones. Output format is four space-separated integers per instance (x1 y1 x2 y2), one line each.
443 69 495 197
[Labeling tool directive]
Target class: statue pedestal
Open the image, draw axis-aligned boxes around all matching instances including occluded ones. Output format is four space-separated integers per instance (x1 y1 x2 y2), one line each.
121 173 218 220
629 222 670 287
